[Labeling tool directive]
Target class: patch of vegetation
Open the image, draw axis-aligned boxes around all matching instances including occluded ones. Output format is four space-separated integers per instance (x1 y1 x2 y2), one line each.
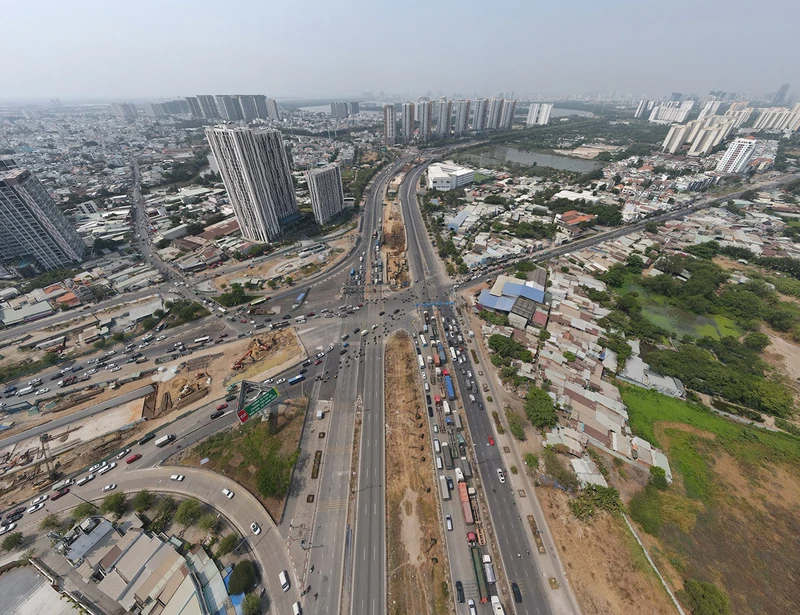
0 352 60 385
524 386 558 429
541 446 579 491
165 299 210 327
71 502 98 521
133 490 154 512
215 533 239 557
215 283 254 308
100 493 127 518
1 532 24 551
478 309 508 326
677 579 731 615
523 452 539 473
568 485 624 521
175 498 202 526
506 409 526 441
488 334 533 365
193 416 300 501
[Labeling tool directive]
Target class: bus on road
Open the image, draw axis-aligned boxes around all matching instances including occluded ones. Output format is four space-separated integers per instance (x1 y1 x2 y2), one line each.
194 336 210 345
288 374 305 385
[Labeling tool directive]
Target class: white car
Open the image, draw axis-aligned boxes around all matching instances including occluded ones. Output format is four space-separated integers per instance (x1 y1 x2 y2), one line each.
250 522 261 535
116 448 131 459
110 366 121 372
76 473 95 486
98 462 117 475
86 368 98 375
222 488 235 499
60 367 73 375
27 503 45 514
316 352 324 359
89 461 107 473
276 378 286 385
35 388 50 396
497 468 506 484
30 494 49 506
169 474 185 481
106 350 116 356
263 378 274 385
105 363 117 370
139 342 149 349
102 484 117 492
156 335 167 341
0 523 17 535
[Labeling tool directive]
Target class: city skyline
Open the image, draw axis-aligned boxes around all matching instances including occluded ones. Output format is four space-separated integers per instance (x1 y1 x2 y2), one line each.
2 0 798 101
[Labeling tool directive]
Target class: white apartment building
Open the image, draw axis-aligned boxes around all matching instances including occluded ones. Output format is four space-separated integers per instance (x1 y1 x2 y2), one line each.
196 95 219 118
402 102 415 142
753 104 800 132
426 162 475 191
383 104 396 145
436 99 452 137
215 95 243 121
473 98 488 131
526 103 553 126
648 100 694 124
715 137 757 174
266 98 281 121
662 116 735 156
500 99 516 129
419 100 433 141
205 126 298 243
697 100 721 121
487 98 504 129
453 100 470 135
306 164 345 225
110 102 137 119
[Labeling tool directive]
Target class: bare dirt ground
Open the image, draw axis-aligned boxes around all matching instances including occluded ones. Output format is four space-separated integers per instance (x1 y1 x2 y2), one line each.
385 332 450 615
213 236 353 292
224 329 304 386
540 488 676 615
382 196 410 289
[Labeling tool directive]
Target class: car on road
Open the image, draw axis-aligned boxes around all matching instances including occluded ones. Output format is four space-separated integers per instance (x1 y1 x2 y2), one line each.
210 410 225 420
225 394 237 401
27 502 45 514
426 395 432 405
156 335 167 341
35 388 50 396
393 308 400 314
29 494 49 506
51 488 70 501
262 379 273 385
0 523 17 536
497 468 506 484
170 474 185 481
109 366 121 372
455 581 464 603
488 436 495 446
126 453 142 464
117 448 131 459
477 402 484 411
240 319 247 323
60 367 73 375
222 488 234 499
314 359 323 365
138 433 155 445
445 514 453 531
6 512 23 523
298 368 307 374
216 403 228 411
446 476 454 491
341 334 349 341
250 522 261 535
352 328 360 334
49 374 61 381
468 599 477 615
379 311 385 316
511 582 522 603
282 314 291 320
102 484 117 492
89 461 107 473
76 474 95 486
276 378 286 385
98 462 116 475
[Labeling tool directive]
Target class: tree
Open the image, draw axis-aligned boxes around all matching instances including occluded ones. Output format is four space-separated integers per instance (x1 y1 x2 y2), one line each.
100 493 127 518
523 452 539 473
175 498 202 527
228 559 258 595
72 502 98 521
679 579 731 615
649 466 669 491
39 514 64 532
198 513 218 532
524 387 558 429
133 490 154 512
645 222 659 234
216 533 239 557
1 532 24 551
284 276 294 286
242 593 262 615
742 332 770 352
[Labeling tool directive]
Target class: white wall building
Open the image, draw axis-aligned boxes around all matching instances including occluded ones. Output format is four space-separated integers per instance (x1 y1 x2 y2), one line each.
383 104 396 145
648 100 695 124
419 100 433 141
307 164 345 225
402 102 415 142
426 162 475 191
436 99 452 137
715 137 757 174
473 98 488 131
500 99 517 129
752 104 800 132
526 103 553 126
453 100 470 135
487 98 504 129
205 126 298 243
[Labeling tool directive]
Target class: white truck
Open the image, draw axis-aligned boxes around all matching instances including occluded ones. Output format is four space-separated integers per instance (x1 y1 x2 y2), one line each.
491 595 506 615
16 386 34 396
483 554 496 584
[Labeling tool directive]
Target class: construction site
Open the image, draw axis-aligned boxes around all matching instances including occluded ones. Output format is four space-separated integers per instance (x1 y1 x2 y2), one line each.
0 328 304 509
382 172 410 290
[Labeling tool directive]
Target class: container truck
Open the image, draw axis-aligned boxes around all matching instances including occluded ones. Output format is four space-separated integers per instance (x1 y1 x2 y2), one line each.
155 434 176 448
57 375 77 388
442 400 451 415
437 342 446 364
442 442 454 470
427 355 434 367
16 386 35 396
444 375 456 401
417 355 424 368
433 353 441 368
439 475 451 501
455 467 465 483
454 412 462 431
461 459 473 480
470 547 489 603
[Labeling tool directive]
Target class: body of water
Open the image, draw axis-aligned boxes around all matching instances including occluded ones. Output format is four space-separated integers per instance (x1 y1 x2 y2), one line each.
465 146 602 172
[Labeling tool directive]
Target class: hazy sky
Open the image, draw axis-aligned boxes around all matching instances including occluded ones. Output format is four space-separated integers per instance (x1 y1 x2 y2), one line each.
3 0 798 101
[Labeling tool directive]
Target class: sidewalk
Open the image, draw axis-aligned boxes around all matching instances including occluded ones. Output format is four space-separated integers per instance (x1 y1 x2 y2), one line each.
460 301 583 615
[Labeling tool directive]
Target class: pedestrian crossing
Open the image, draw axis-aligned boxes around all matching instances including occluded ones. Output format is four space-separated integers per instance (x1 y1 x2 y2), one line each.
317 498 348 512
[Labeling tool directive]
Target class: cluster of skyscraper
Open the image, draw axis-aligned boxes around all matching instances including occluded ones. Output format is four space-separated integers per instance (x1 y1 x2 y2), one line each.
636 100 696 124
383 97 519 144
0 158 86 271
525 103 553 126
111 95 282 122
205 126 345 243
330 102 360 118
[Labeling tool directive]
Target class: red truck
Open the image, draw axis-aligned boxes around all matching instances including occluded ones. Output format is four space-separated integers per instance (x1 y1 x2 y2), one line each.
458 482 474 525
57 375 77 388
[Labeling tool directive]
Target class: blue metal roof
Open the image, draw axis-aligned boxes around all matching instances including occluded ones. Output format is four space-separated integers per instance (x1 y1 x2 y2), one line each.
477 289 516 312
502 282 546 304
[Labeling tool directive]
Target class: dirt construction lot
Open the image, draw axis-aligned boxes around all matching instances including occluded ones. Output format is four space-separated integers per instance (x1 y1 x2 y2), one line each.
385 331 450 615
382 195 409 289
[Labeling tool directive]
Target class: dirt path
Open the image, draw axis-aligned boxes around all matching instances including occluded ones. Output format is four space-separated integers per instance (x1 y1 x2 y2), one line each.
385 331 450 615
